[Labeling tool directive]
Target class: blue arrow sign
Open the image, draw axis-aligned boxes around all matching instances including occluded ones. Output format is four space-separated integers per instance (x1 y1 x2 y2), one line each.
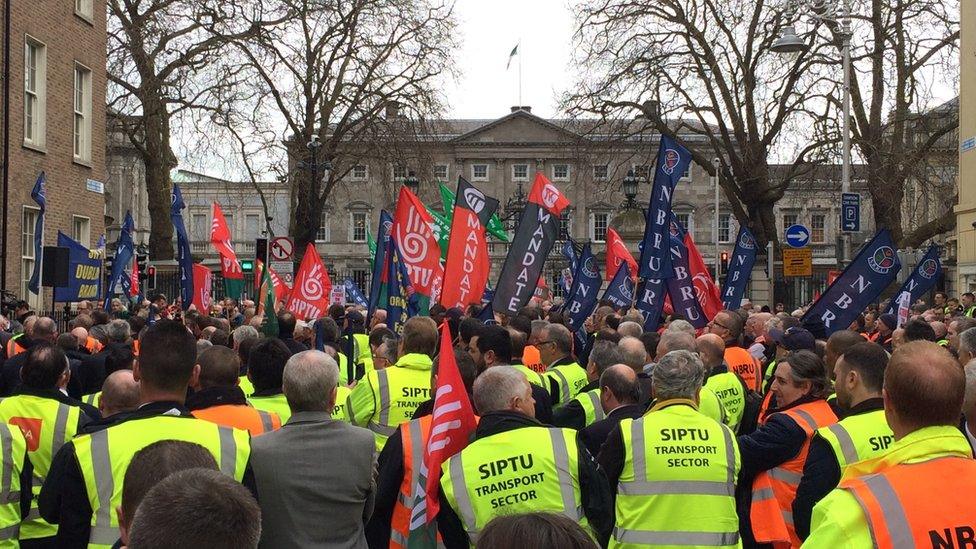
842 192 860 233
785 224 810 248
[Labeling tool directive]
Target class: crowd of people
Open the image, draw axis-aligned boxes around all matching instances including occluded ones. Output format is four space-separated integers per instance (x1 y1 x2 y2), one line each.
0 288 971 548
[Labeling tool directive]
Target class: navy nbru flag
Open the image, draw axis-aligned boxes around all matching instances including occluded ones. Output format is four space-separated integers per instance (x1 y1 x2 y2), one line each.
602 262 635 310
344 278 369 308
635 277 666 333
171 184 194 307
638 135 691 280
564 243 602 336
722 226 758 310
27 172 46 295
367 210 394 325
664 217 708 329
885 244 941 315
104 212 135 309
802 229 901 336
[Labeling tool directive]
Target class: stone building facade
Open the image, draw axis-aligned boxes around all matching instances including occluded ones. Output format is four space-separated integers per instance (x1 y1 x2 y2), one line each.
1 0 108 308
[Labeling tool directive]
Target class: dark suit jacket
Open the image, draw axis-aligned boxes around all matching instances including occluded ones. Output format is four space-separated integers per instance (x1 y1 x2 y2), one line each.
580 404 645 458
250 411 376 549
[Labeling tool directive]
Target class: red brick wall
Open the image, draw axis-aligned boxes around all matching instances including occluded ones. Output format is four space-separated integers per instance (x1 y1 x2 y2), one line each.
2 0 107 305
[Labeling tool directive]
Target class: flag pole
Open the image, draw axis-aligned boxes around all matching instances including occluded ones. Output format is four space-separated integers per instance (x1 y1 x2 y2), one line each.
518 39 523 106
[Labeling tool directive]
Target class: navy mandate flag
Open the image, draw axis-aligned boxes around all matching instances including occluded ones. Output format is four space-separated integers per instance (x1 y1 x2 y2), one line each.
802 229 901 335
885 244 942 315
638 135 692 280
493 173 569 315
722 227 758 310
602 262 635 310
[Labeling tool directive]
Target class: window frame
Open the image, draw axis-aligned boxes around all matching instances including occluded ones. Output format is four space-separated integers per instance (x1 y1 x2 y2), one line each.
471 163 489 182
243 213 261 241
433 164 449 181
21 206 39 305
23 36 47 150
350 211 370 243
718 213 732 244
552 163 570 182
73 62 93 164
316 210 330 242
72 215 91 248
512 163 529 182
674 211 693 237
592 164 609 181
681 164 692 181
391 164 408 181
589 211 610 243
350 165 369 181
75 0 94 22
810 213 826 244
632 163 651 181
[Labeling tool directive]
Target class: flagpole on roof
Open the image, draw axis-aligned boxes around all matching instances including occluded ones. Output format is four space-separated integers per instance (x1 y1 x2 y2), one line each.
518 39 522 106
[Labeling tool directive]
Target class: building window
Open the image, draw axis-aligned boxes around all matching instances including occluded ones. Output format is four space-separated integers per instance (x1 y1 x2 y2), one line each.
675 212 692 235
682 164 692 180
633 164 651 181
718 214 732 244
350 165 368 181
593 164 609 180
590 212 609 243
244 214 260 241
512 163 528 182
72 215 91 247
22 208 38 303
552 164 570 181
559 210 572 239
472 164 489 182
433 164 449 180
24 37 46 148
75 0 93 20
392 165 408 181
191 213 207 241
352 269 370 291
73 64 93 163
783 213 798 232
316 211 330 242
351 212 369 242
811 213 826 243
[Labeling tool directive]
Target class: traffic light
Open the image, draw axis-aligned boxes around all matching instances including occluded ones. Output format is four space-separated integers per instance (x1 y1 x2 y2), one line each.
720 251 729 275
145 265 157 290
136 254 149 281
255 238 268 266
241 260 254 273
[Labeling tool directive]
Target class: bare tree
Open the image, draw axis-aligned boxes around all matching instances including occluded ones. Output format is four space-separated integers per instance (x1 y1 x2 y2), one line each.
215 0 458 257
108 0 266 259
567 0 837 247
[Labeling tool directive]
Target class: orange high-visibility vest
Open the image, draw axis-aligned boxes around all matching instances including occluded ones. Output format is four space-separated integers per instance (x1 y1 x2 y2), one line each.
725 346 762 393
751 399 838 547
132 339 140 357
191 405 281 437
522 345 545 374
85 336 103 354
5 338 24 359
841 457 976 547
390 415 433 548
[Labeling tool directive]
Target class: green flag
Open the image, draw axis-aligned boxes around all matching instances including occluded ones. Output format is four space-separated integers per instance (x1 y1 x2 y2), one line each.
425 206 451 261
223 277 244 303
438 183 508 242
368 233 377 268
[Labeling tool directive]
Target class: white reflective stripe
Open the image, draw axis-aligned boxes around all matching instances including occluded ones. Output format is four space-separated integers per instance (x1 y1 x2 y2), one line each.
257 410 274 432
24 507 40 521
376 369 391 427
782 510 793 525
720 425 736 486
389 528 446 549
585 391 605 422
826 423 859 464
752 487 776 501
399 420 425 510
0 426 11 498
768 467 802 485
550 369 570 403
847 473 917 549
629 420 646 482
368 421 397 437
791 409 818 432
217 427 237 476
618 479 733 496
89 430 114 544
0 523 18 540
448 454 478 537
548 429 580 521
613 527 739 546
52 403 71 457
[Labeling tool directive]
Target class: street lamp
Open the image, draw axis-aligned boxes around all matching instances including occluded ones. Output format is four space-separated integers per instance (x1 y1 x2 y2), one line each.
297 135 332 188
622 169 638 208
404 171 420 195
774 0 853 266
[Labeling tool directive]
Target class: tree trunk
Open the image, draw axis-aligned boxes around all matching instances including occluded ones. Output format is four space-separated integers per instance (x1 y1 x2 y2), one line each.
290 170 322 262
141 95 178 260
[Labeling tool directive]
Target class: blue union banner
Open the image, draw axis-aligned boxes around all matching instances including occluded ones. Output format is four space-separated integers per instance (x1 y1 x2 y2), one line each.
54 232 102 302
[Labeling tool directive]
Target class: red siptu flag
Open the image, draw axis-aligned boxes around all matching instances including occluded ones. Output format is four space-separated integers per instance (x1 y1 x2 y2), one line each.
286 243 332 319
684 232 723 321
191 264 213 312
210 202 244 280
606 228 638 283
393 186 444 298
407 323 478 541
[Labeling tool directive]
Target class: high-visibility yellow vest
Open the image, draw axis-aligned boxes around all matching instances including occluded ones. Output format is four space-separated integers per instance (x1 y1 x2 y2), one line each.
82 392 101 408
353 333 374 372
0 424 27 546
332 385 351 422
440 426 587 544
72 415 250 548
239 375 255 397
698 388 727 426
613 400 740 548
816 409 893 472
704 372 746 432
571 388 605 427
248 393 292 424
347 353 433 451
545 363 588 405
0 395 82 539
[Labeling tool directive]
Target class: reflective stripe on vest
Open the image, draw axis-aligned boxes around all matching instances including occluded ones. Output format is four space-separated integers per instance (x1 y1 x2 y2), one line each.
391 417 428 549
818 409 893 470
77 417 248 547
83 392 100 407
546 364 587 405
613 403 739 548
750 400 837 546
257 410 274 433
444 428 583 542
574 389 605 426
0 425 23 541
369 369 397 437
843 456 976 547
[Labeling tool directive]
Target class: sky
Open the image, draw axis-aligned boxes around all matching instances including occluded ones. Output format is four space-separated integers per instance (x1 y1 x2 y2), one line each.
445 0 577 119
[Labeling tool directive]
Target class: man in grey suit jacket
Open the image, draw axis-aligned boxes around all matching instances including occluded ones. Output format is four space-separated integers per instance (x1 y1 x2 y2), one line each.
251 350 376 549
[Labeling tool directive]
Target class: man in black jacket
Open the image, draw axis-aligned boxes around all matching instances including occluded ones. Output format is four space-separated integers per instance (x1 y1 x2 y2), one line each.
436 367 613 547
579 364 644 457
0 316 57 396
552 340 621 430
276 311 308 356
471 325 552 424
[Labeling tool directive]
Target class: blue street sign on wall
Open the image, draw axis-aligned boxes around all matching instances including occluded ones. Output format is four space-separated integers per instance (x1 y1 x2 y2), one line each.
785 224 810 248
842 192 861 233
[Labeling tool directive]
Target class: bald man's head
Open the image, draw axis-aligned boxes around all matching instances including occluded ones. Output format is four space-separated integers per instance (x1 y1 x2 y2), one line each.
70 327 89 348
32 317 56 342
696 334 725 369
100 370 140 417
657 331 696 360
600 364 640 405
885 341 965 438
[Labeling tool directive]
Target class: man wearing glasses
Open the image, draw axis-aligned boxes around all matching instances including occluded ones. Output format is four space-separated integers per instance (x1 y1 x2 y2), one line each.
709 311 763 394
537 324 589 405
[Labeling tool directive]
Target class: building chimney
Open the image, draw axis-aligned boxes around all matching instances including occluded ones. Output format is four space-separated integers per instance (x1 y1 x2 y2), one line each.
385 101 400 119
510 106 532 113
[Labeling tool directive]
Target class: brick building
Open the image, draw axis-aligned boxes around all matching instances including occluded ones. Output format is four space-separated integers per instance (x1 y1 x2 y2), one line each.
0 0 108 308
